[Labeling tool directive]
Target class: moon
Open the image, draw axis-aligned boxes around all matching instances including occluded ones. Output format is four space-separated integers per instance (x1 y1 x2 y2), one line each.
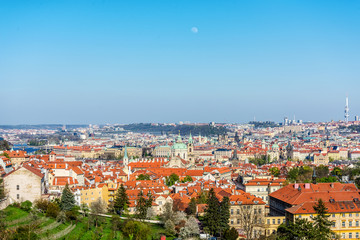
191 27 198 33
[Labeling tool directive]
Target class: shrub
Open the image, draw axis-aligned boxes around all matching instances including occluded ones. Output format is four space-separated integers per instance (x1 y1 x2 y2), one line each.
57 211 67 223
122 220 151 240
46 202 60 218
34 199 49 213
20 201 32 212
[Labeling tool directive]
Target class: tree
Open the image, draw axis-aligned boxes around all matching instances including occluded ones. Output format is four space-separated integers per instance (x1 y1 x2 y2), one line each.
136 174 150 180
60 184 75 211
312 198 333 239
89 197 106 227
135 191 148 220
182 175 193 183
34 199 49 213
165 173 179 186
46 202 60 218
224 227 239 240
186 197 197 215
204 188 220 236
316 165 330 179
161 202 174 222
114 184 129 216
276 218 317 240
0 140 11 151
122 220 151 240
238 205 263 240
270 167 280 177
219 196 230 236
179 216 200 238
165 219 176 236
146 191 153 209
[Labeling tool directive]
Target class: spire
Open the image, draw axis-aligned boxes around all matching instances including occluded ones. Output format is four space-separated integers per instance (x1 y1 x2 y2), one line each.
124 145 128 160
189 132 193 144
312 167 317 184
176 131 182 143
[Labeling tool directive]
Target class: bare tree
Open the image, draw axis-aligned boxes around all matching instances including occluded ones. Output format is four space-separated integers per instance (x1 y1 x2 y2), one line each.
238 205 264 239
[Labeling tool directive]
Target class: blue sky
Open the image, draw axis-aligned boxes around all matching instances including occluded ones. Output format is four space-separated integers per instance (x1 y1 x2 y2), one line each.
1 0 360 124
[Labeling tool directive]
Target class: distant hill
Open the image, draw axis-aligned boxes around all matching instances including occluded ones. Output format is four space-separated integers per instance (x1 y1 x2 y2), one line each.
0 124 88 130
122 123 228 136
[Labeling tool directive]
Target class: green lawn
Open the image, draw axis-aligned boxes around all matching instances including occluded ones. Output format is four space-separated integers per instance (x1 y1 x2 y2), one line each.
4 206 29 221
3 206 172 240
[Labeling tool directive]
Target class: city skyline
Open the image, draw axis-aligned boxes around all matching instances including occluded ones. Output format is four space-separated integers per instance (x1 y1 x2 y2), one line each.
1 0 360 124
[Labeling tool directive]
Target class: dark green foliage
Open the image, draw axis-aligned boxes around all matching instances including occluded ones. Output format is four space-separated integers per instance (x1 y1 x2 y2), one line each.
46 202 60 218
0 140 11 151
330 167 342 177
20 200 32 212
122 220 151 240
312 199 333 239
186 198 197 215
317 176 338 183
122 123 228 136
181 175 193 183
114 184 129 216
137 174 151 180
204 188 220 236
277 218 317 239
219 196 230 234
146 191 153 209
197 191 208 204
34 199 50 213
10 225 39 240
28 139 47 146
316 165 330 179
276 199 334 240
270 167 280 177
66 206 79 221
249 156 267 166
60 183 75 211
224 227 239 240
165 173 179 186
135 191 148 220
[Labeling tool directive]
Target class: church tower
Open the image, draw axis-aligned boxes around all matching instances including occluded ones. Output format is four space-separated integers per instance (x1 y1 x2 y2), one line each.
123 145 129 167
188 132 195 163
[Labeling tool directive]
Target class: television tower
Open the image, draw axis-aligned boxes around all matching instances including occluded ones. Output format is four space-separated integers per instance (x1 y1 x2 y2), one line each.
345 96 349 123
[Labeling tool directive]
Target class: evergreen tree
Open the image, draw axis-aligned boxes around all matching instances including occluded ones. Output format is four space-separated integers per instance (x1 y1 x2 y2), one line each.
114 184 129 215
204 188 220 236
186 197 197 215
60 183 75 211
312 198 333 239
219 196 230 235
277 218 316 240
224 227 239 240
135 191 148 220
146 191 153 209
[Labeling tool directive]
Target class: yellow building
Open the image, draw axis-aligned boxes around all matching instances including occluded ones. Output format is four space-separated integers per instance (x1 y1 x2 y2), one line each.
81 184 109 206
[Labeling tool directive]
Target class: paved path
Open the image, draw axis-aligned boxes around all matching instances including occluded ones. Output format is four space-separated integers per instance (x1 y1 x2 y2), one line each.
80 211 163 224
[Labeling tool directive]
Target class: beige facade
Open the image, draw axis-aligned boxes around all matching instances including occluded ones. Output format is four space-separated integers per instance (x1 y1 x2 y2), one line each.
3 166 44 205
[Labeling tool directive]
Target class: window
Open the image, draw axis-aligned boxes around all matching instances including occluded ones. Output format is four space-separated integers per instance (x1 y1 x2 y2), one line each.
342 213 346 217
349 221 353 227
356 221 359 227
357 213 359 217
332 222 336 228
237 209 240 215
349 213 352 217
237 219 240 224
342 233 345 238
267 219 270 225
332 214 335 217
254 209 257 214
16 185 19 190
342 221 346 227
231 219 233 224
278 219 280 224
283 219 286 223
298 215 302 218
258 209 262 214
356 232 359 239
16 194 19 199
159 201 162 205
349 233 352 238
272 219 275 224
231 209 234 215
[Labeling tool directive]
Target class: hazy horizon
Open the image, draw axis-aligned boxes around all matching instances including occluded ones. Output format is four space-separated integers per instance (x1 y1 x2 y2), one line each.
1 0 360 124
